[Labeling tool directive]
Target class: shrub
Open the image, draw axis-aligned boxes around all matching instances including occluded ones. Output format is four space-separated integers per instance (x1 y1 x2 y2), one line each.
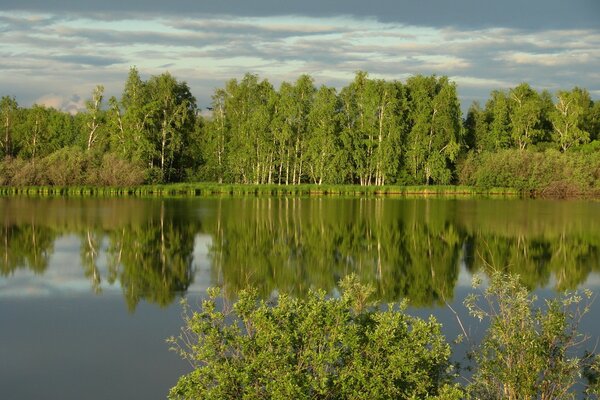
167 275 462 400
465 272 593 400
42 146 86 185
95 153 145 186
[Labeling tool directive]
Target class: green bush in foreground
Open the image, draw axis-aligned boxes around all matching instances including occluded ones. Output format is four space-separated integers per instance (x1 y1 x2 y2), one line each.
168 273 596 399
465 273 593 400
167 275 462 400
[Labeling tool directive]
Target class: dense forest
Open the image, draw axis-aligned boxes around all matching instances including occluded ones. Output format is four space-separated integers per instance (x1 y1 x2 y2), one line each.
1 68 599 194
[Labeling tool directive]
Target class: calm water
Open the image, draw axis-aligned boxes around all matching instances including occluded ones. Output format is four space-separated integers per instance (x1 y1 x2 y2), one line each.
2 196 600 399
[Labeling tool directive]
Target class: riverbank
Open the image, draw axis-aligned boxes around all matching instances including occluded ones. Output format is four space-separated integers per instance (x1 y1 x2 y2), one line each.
0 183 519 197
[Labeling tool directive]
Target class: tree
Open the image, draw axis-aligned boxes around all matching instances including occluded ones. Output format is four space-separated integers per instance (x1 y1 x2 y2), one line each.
85 85 105 151
145 73 197 182
509 83 544 150
464 101 487 153
286 75 316 184
0 96 18 158
485 90 512 150
339 71 374 185
404 76 461 184
550 87 592 151
224 74 276 184
20 104 49 164
109 67 154 166
305 85 341 184
202 89 229 183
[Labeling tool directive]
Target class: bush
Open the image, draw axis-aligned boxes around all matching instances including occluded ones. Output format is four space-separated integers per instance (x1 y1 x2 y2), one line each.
458 149 600 196
167 275 462 400
465 272 593 400
42 146 86 185
95 153 145 186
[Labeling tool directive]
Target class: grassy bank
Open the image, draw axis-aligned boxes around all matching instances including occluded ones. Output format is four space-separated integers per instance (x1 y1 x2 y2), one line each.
0 183 519 198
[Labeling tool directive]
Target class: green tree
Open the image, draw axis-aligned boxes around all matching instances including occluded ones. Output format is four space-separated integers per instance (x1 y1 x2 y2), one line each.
305 85 341 184
19 104 49 164
463 101 487 153
405 76 461 184
109 67 154 166
550 87 592 151
202 89 228 183
485 90 512 150
84 85 105 151
587 100 600 141
0 96 18 158
339 71 375 185
509 83 544 150
224 74 276 184
286 75 316 184
145 72 197 182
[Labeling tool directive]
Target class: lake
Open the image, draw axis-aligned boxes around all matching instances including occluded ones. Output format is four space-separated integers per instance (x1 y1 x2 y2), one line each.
2 196 600 399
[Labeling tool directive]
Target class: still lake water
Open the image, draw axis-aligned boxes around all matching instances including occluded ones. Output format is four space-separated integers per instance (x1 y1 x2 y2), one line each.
2 196 600 399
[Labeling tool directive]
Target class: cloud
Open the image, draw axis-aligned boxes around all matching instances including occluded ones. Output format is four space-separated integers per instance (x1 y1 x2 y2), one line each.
34 94 86 114
499 50 600 67
2 0 599 30
53 54 124 67
0 8 598 113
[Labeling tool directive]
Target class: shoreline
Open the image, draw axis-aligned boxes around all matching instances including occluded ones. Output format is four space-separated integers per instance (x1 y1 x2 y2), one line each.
0 183 522 198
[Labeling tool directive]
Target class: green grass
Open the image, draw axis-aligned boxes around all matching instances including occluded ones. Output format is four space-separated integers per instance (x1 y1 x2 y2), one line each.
0 183 520 198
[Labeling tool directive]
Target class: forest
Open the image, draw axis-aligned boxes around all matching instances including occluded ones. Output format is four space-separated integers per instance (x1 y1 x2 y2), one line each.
1 68 600 195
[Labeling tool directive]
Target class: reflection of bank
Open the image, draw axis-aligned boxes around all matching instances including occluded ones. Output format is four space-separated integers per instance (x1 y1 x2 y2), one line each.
2 196 600 311
0 221 55 277
0 198 199 311
207 197 462 306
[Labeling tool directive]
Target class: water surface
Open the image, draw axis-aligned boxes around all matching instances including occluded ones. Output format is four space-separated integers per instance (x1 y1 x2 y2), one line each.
2 196 600 398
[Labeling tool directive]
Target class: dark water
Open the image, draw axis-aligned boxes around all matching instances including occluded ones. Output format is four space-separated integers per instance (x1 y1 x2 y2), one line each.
2 196 600 399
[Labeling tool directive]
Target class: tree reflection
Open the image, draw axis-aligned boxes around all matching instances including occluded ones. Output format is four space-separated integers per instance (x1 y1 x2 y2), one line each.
106 202 197 311
208 198 462 305
0 222 55 276
1 197 600 311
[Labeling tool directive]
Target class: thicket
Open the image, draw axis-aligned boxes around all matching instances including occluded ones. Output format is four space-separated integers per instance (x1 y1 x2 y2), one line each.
1 69 599 193
458 148 600 197
168 273 600 399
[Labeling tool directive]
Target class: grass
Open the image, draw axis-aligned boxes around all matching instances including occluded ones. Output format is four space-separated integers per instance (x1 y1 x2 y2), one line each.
0 183 520 198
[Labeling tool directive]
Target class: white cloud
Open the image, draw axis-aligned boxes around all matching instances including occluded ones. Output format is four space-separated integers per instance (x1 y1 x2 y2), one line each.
499 50 599 67
34 94 86 114
0 11 598 112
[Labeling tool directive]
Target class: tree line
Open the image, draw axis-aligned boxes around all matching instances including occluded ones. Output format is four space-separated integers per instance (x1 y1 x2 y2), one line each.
1 68 599 190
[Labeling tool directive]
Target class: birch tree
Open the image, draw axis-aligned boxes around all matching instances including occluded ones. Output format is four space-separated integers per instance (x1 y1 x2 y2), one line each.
85 85 104 151
0 96 18 158
509 83 543 150
305 85 341 184
550 87 591 151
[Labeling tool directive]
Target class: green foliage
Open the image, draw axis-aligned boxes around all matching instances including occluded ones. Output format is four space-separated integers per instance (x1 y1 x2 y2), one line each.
509 83 545 150
167 275 461 400
404 75 461 185
0 95 18 158
465 272 593 400
458 148 600 197
0 149 145 187
550 87 592 151
1 68 600 195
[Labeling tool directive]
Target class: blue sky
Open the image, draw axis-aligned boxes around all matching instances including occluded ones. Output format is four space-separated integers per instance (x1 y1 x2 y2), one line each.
1 0 599 113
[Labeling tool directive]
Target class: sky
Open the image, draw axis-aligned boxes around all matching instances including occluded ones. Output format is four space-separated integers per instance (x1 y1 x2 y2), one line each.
1 0 599 113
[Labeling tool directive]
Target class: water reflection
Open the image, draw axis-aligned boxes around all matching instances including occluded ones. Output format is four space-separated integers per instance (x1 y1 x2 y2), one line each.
1 197 600 310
